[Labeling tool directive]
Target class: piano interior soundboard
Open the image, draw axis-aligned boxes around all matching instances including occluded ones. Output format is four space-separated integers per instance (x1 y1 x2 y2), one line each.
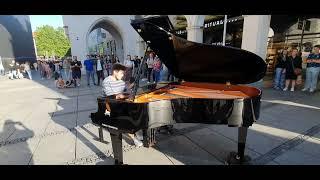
134 85 250 103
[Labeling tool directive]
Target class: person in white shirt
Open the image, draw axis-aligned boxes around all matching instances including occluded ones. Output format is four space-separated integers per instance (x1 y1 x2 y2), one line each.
0 56 4 76
146 52 156 82
8 60 16 79
63 58 71 80
33 62 38 71
24 61 32 80
16 63 24 79
123 55 134 81
96 56 105 86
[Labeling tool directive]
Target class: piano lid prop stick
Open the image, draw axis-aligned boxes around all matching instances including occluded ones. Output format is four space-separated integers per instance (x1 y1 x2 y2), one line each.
130 45 150 101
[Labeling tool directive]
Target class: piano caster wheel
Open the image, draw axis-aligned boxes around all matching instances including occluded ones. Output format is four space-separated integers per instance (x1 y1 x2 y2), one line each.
143 141 156 148
143 137 156 147
226 152 251 165
157 126 174 135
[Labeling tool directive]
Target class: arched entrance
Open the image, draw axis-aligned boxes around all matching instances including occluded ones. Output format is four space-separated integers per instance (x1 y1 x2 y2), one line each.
171 15 188 39
86 18 124 62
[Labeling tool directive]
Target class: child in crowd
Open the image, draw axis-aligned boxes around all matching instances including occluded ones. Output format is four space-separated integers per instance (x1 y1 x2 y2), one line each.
56 77 65 89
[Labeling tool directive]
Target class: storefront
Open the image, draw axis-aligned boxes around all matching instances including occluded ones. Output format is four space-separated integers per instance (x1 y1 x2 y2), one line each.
203 15 244 48
266 16 320 74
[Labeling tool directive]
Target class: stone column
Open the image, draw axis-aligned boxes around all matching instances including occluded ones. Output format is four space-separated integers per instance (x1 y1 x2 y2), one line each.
241 15 271 87
136 37 146 57
186 26 204 43
241 15 271 60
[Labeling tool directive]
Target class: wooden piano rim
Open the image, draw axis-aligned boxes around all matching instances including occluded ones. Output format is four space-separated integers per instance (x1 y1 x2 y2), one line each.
133 82 261 103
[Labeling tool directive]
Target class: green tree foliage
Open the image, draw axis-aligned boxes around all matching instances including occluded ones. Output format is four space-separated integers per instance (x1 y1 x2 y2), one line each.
34 25 71 57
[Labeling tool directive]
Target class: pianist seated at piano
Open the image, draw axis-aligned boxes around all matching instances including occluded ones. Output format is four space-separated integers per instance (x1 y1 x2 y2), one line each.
100 63 143 147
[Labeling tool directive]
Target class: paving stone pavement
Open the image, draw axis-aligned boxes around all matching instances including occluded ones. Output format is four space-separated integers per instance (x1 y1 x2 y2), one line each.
1 72 320 165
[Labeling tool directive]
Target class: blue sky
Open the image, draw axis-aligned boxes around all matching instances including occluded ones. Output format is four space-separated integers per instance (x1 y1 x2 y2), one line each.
29 15 63 32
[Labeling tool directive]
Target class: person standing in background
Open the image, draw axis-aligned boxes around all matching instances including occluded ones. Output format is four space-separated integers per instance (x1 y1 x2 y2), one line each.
105 55 112 76
302 45 320 93
146 52 155 82
33 61 38 71
44 62 52 79
38 61 44 79
96 56 105 86
63 58 71 80
273 49 288 90
115 56 120 63
283 48 302 92
160 62 168 81
70 56 82 87
84 55 96 86
0 56 4 76
24 61 32 80
133 56 141 77
153 56 162 83
123 55 134 82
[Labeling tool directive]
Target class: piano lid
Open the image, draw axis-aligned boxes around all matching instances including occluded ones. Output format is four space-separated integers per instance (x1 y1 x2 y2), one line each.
131 16 267 84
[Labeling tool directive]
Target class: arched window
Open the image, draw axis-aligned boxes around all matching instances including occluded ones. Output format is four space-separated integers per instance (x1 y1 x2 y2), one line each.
87 19 124 62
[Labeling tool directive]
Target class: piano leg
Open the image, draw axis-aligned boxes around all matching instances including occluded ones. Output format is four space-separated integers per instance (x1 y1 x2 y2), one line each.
98 126 104 142
110 131 123 165
238 127 251 163
142 128 156 147
157 125 174 135
227 127 251 165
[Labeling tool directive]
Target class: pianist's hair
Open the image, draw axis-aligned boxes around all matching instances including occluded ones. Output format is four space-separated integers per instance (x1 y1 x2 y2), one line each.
112 63 127 73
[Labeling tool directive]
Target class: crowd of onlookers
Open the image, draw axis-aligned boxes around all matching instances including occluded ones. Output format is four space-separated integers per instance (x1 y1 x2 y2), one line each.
80 51 174 89
0 60 33 80
273 45 320 93
0 50 175 90
37 51 174 89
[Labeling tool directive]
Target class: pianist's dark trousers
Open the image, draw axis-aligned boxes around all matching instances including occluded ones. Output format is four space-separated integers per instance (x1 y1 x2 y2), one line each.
96 70 104 86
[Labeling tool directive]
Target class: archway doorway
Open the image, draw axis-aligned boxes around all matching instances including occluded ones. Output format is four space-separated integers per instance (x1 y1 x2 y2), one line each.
171 15 188 39
86 19 124 63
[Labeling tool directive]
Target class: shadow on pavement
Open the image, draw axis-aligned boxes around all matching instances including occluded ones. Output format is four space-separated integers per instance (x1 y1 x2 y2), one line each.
0 119 34 165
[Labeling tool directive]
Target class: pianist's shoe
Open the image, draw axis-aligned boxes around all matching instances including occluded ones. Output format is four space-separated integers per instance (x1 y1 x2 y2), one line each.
133 137 143 147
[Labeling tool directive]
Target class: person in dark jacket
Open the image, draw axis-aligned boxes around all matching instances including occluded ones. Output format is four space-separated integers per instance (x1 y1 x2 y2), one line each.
274 49 288 90
283 48 302 92
132 56 141 77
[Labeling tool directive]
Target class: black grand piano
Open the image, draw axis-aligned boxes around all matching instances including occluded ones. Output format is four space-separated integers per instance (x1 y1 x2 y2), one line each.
90 15 267 165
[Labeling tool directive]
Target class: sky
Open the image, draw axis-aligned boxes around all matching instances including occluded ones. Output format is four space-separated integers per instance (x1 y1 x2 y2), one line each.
29 15 64 32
